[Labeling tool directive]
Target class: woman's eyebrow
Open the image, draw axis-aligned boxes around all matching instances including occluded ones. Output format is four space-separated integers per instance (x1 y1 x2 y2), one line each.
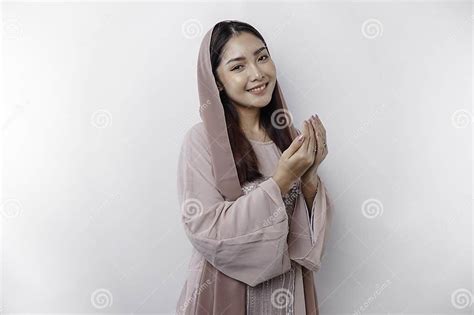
225 46 267 65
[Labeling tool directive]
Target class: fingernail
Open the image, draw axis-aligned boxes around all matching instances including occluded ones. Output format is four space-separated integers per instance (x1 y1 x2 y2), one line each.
297 134 304 141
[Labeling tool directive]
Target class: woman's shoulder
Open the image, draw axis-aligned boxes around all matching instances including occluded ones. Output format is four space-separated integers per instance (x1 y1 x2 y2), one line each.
181 122 211 156
183 122 206 143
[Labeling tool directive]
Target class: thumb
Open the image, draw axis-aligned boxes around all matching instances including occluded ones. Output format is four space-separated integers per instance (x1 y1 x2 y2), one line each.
283 133 305 158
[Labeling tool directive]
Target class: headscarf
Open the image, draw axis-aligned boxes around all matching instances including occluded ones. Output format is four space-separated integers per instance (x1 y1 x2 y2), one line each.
197 22 299 201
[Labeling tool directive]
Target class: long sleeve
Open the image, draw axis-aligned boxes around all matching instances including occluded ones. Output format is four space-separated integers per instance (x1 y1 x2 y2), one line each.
288 129 332 272
289 175 332 271
177 124 292 287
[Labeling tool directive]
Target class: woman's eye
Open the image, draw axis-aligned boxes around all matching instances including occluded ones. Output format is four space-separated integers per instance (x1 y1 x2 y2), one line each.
231 65 243 71
231 55 269 71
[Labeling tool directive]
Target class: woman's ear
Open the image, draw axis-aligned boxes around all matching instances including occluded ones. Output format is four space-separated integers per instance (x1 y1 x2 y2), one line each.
216 80 224 92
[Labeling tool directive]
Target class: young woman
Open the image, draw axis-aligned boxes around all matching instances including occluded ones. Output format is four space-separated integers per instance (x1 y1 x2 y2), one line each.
176 20 331 315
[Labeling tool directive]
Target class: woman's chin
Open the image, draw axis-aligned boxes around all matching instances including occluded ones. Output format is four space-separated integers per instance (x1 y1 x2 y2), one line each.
245 90 273 106
245 96 272 108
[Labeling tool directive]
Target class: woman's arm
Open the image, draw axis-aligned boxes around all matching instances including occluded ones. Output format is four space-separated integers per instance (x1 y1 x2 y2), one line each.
288 174 332 272
301 175 319 213
177 124 292 287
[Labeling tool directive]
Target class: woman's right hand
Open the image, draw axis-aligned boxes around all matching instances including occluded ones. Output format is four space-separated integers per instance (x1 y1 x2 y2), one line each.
272 120 316 194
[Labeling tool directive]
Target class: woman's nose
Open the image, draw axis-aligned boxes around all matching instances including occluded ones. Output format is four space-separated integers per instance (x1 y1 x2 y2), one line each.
249 63 264 80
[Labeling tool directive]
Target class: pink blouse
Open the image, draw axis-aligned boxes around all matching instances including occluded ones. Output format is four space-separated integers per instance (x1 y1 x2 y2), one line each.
176 122 332 315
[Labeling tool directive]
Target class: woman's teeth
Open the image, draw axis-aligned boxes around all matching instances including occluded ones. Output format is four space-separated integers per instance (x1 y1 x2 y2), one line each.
248 84 266 92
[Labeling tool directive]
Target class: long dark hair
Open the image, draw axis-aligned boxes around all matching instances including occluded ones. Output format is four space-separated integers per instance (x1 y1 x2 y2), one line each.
210 20 293 186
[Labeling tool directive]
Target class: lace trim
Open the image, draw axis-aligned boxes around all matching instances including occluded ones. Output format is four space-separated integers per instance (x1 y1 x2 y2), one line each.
246 261 296 315
241 175 300 220
241 176 301 315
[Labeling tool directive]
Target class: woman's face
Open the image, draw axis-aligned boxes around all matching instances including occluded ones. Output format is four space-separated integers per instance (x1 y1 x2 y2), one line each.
215 32 277 109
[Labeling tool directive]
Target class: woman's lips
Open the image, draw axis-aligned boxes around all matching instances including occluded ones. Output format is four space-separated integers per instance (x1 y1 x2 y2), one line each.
247 83 268 95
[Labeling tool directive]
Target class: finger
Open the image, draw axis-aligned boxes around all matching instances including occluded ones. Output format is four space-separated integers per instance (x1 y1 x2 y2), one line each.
308 116 317 156
313 115 326 148
313 115 320 149
310 116 322 158
312 115 320 142
314 114 326 136
283 131 305 158
317 123 327 154
316 130 323 160
302 120 310 152
302 119 310 138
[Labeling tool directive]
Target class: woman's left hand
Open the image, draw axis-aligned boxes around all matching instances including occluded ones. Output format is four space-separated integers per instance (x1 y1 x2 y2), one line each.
300 114 328 188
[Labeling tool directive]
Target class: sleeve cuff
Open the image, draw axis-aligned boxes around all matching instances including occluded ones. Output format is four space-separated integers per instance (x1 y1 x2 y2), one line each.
259 177 286 210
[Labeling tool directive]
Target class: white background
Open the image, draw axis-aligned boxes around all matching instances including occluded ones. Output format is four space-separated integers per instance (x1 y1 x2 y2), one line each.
1 1 472 314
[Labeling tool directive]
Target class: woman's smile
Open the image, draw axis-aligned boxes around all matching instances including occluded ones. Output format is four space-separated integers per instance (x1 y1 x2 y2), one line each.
247 82 268 95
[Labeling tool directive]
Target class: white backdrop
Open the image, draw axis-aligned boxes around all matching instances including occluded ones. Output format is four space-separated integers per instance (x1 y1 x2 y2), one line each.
1 1 472 314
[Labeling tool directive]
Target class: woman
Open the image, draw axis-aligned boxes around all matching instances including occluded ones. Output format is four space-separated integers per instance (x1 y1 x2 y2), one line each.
176 20 332 315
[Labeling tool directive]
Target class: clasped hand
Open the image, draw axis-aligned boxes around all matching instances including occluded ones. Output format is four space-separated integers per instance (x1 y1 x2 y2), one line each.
299 114 328 187
273 114 328 194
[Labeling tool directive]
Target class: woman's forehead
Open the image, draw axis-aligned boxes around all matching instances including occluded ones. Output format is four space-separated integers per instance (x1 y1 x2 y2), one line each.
221 33 266 60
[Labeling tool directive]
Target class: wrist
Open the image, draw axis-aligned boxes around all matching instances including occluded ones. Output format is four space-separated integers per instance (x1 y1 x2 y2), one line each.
272 173 292 195
301 174 319 194
301 173 318 186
